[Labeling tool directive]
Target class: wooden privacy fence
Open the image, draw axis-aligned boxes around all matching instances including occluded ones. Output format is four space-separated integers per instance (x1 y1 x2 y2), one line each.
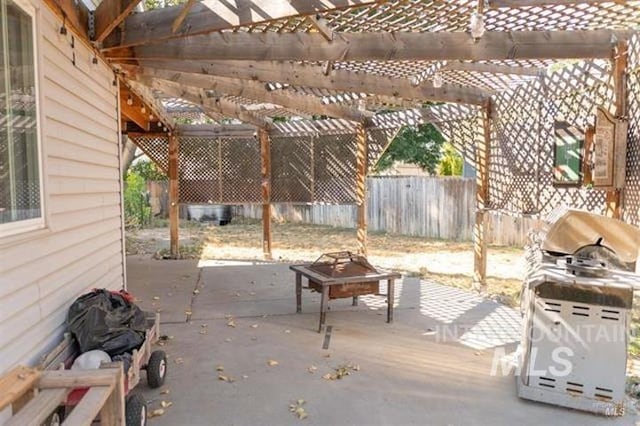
237 177 538 246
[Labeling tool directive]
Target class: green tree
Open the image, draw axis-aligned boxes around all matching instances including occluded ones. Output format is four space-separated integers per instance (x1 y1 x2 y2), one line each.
123 169 151 227
130 159 167 181
374 124 445 174
438 143 463 176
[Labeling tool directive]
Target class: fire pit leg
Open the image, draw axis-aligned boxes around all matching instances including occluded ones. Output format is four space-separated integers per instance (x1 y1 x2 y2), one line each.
352 296 358 306
387 279 395 323
319 285 329 333
296 273 302 314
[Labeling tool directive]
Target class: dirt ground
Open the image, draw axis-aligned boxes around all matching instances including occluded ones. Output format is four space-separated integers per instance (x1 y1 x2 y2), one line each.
126 219 524 306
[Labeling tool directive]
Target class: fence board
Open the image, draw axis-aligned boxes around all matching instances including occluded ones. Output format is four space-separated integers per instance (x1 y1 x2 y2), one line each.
237 177 538 246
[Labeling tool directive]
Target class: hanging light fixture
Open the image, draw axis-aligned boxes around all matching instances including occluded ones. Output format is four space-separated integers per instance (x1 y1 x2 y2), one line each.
432 72 444 88
141 105 146 114
469 0 485 40
149 113 154 120
126 95 133 106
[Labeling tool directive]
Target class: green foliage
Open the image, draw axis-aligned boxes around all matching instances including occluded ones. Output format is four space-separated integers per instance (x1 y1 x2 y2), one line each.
144 0 182 10
124 169 151 228
131 159 167 181
374 124 445 174
438 143 463 176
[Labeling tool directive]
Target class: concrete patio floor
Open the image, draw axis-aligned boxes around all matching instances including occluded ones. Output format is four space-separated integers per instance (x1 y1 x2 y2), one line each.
126 255 638 426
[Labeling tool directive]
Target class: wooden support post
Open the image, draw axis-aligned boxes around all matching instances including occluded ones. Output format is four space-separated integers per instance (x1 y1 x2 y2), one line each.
473 100 491 290
168 132 180 258
606 40 628 219
356 123 368 256
259 128 272 260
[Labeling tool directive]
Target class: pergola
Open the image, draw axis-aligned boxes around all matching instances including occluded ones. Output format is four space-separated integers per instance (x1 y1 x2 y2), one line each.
46 0 640 286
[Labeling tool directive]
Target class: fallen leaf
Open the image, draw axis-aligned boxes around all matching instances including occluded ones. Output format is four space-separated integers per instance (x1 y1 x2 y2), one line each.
218 375 235 383
152 296 160 301
307 365 317 374
250 324 259 329
193 289 200 295
267 360 279 367
297 399 306 405
168 335 175 340
148 408 165 418
199 330 207 335
295 407 308 420
174 358 184 365
216 365 224 371
284 329 291 334
249 292 256 296
224 338 232 342
160 389 170 395
242 375 248 379
322 373 334 380
227 320 236 328
224 314 233 319
201 324 208 328
157 341 165 346
235 292 241 297
185 310 192 316
160 401 173 408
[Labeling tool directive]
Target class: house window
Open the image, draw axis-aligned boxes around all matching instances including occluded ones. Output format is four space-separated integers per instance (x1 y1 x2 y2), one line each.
553 121 583 186
0 0 43 233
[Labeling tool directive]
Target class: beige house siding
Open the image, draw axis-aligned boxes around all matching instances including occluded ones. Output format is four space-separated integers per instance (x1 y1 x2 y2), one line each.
0 2 125 374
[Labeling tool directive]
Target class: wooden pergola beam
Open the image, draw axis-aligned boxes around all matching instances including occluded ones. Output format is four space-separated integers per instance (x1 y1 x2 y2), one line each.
307 16 334 41
93 0 142 43
134 60 490 105
443 61 544 76
135 67 372 123
43 0 90 39
488 0 617 8
127 30 629 62
142 77 271 128
123 79 176 130
101 0 384 50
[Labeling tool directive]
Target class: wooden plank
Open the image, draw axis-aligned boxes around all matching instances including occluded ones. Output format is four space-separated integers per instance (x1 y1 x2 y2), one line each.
356 124 368 255
307 16 334 41
62 385 114 426
169 133 179 258
135 68 373 122
443 61 544 76
101 0 383 49
134 60 490 105
6 388 68 426
488 0 616 8
606 40 628 219
99 363 125 425
259 129 272 260
0 366 40 412
141 77 271 128
171 0 197 34
42 0 90 39
473 101 491 288
127 30 630 62
93 0 142 43
39 370 116 389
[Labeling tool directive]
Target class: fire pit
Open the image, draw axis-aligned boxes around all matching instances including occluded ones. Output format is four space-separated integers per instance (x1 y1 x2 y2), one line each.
290 251 401 332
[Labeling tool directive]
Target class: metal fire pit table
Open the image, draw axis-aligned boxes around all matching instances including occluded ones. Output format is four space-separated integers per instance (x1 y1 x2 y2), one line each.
290 251 401 332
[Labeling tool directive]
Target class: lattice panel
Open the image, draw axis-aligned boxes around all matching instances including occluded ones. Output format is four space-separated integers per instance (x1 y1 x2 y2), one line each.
623 67 640 225
220 137 262 203
435 116 481 167
131 135 169 173
488 60 614 216
314 134 357 203
179 136 221 203
367 127 399 171
270 135 313 203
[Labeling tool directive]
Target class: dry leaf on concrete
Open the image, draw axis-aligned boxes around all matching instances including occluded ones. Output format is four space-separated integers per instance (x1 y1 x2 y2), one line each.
250 324 259 329
160 389 170 395
218 375 235 383
216 365 224 372
267 360 279 367
227 320 236 328
148 408 165 418
160 401 173 408
174 358 184 365
307 365 317 374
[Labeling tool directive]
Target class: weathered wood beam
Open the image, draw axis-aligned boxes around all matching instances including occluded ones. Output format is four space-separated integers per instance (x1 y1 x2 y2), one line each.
134 60 490 105
488 0 619 8
93 0 142 43
101 0 384 50
259 128 272 260
443 61 544 76
43 0 90 39
123 79 176 130
355 123 368 256
168 133 179 258
171 0 197 34
307 16 334 41
120 99 150 131
473 100 491 289
141 77 271 128
136 67 372 122
128 30 629 62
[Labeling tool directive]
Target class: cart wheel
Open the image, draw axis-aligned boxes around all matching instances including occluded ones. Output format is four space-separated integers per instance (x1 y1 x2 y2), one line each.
125 392 147 426
146 350 167 388
43 407 65 426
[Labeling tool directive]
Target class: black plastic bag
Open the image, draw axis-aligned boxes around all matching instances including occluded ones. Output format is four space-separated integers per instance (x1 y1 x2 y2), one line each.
67 289 147 357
